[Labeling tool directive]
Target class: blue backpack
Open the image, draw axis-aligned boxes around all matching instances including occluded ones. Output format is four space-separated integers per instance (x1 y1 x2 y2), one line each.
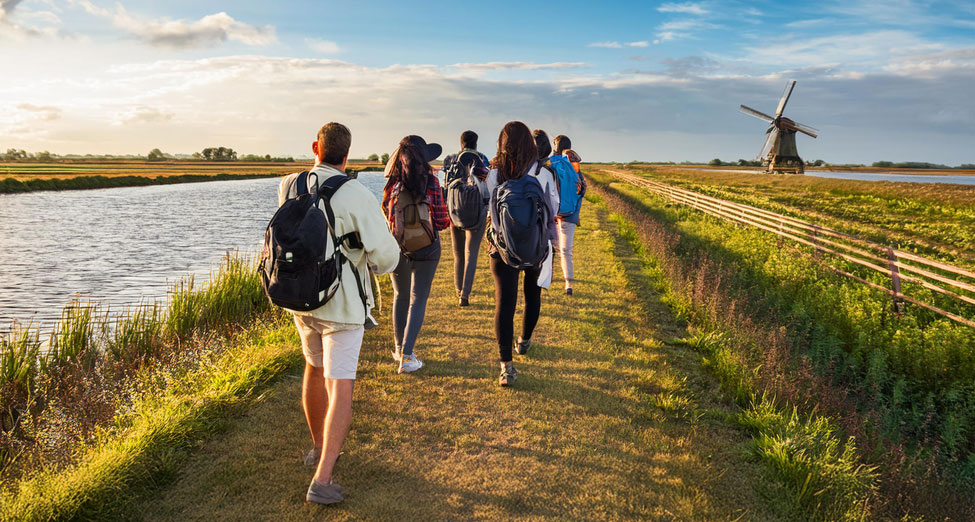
548 155 583 218
488 165 551 269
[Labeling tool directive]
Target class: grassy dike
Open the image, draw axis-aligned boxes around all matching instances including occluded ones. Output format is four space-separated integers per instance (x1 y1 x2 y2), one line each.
4 198 895 521
586 171 975 520
0 173 279 194
130 202 811 521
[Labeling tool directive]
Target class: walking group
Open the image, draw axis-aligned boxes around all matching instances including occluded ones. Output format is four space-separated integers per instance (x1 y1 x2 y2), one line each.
260 120 586 505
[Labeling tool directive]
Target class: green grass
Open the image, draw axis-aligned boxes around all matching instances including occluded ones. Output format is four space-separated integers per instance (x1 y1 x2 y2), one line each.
128 201 801 521
0 256 274 484
588 170 975 519
604 165 975 268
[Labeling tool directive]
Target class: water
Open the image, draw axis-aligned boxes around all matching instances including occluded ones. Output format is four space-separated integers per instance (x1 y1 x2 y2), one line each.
805 171 975 185
0 172 387 332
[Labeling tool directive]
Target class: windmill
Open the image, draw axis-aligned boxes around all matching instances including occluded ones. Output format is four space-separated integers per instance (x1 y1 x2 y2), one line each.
739 80 819 174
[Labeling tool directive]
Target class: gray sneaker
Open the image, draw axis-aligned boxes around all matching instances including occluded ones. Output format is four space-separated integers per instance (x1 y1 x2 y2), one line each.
303 448 321 467
499 362 518 387
306 479 344 505
515 338 531 356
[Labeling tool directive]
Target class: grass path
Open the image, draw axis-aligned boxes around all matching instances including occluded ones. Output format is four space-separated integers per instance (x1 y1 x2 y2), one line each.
139 202 793 521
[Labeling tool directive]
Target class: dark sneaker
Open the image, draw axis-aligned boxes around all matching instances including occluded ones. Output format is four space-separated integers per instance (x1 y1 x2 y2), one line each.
515 339 531 355
499 362 518 387
303 448 321 467
306 479 344 505
565 287 573 296
459 296 470 307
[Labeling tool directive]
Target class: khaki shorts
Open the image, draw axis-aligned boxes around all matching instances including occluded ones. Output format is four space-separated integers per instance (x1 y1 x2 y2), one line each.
293 315 364 380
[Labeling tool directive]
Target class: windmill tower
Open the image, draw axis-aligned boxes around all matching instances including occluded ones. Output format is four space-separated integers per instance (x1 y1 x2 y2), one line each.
739 80 819 175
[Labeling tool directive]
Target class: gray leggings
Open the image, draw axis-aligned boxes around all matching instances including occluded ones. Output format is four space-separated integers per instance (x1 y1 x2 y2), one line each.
450 219 485 298
390 250 441 356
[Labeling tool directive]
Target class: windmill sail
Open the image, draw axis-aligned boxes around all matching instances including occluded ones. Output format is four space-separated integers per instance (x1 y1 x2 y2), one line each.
775 80 796 117
739 105 775 123
760 127 779 160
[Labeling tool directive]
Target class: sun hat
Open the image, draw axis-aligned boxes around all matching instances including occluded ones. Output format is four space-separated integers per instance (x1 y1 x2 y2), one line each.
404 135 442 163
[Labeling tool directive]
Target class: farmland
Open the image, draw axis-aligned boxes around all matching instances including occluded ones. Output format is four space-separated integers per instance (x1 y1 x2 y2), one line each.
588 165 975 518
0 161 386 193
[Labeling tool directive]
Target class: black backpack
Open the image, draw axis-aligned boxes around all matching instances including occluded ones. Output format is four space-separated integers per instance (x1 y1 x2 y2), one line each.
446 151 487 230
260 171 360 311
488 164 551 268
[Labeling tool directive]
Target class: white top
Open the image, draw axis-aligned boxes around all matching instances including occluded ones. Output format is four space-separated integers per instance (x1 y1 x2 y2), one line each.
277 164 401 326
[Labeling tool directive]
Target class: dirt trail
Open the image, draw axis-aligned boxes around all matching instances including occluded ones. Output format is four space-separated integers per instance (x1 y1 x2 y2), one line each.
139 203 793 521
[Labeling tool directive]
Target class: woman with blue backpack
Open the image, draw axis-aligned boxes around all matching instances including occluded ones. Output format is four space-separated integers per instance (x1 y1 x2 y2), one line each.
381 135 450 374
551 135 587 296
485 122 560 387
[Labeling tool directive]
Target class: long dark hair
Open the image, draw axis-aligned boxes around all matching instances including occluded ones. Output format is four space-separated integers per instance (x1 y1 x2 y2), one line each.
388 136 429 197
533 129 552 159
553 135 571 154
492 121 537 184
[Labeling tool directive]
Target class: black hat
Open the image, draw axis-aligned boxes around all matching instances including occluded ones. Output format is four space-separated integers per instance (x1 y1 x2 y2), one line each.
405 135 442 163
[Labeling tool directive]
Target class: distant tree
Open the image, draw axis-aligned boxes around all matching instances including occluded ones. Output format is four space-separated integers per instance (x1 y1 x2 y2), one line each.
811 159 825 167
3 148 29 161
200 147 237 161
191 152 203 160
381 152 390 165
265 154 272 161
872 161 894 168
147 148 166 161
959 164 975 170
709 158 724 166
36 151 54 162
367 153 379 162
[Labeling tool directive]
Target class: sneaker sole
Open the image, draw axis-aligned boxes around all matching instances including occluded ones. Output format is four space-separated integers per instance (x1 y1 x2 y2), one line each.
398 362 424 374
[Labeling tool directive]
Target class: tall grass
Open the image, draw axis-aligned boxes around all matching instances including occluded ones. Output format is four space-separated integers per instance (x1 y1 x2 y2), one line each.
590 171 975 518
0 255 272 480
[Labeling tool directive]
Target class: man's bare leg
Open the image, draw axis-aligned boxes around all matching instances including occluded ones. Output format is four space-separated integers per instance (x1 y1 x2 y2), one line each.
313 378 354 484
302 363 326 451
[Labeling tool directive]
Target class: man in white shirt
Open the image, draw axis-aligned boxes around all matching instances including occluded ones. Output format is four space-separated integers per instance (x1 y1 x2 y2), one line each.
277 122 400 504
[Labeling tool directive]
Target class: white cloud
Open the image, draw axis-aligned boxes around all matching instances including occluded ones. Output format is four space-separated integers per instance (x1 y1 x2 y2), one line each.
17 103 62 121
451 61 588 71
588 41 650 49
657 2 709 15
306 38 339 54
70 1 275 49
589 41 622 48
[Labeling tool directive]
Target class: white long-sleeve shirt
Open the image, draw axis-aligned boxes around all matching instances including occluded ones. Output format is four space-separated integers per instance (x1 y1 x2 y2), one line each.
277 164 401 326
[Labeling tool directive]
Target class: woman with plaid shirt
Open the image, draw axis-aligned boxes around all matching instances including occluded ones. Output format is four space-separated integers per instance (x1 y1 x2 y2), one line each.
381 135 450 373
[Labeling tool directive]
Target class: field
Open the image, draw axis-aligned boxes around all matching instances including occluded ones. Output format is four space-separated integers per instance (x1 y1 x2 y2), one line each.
587 166 975 518
0 160 386 193
3 165 974 519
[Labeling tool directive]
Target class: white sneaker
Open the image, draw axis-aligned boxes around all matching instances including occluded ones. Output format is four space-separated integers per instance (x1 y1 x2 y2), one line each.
391 346 402 362
398 353 424 374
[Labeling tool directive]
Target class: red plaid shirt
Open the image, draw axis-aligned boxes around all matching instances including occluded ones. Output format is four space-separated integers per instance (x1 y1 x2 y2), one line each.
382 174 450 231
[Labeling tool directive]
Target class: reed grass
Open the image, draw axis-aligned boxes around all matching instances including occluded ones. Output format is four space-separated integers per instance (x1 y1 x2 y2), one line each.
0 255 271 481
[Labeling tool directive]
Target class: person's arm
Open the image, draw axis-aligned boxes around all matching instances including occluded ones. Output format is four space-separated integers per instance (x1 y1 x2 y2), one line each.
348 184 400 275
429 176 451 231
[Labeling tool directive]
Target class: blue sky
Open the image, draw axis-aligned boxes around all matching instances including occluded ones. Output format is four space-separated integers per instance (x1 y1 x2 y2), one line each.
1 0 974 164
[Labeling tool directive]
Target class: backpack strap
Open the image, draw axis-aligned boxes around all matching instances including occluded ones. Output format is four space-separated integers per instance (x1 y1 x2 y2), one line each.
316 173 371 316
294 171 311 197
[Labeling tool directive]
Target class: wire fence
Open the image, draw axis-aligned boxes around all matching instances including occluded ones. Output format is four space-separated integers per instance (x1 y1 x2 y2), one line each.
609 170 975 329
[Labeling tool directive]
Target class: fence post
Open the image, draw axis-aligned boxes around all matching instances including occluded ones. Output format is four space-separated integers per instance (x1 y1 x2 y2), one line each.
887 246 903 316
811 224 821 258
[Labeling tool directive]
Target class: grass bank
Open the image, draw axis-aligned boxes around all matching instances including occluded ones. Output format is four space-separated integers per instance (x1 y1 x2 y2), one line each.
588 170 975 519
1 256 273 485
0 173 278 194
134 202 806 520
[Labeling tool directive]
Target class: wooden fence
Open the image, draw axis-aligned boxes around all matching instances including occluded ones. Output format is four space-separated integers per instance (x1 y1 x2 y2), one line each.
609 170 975 329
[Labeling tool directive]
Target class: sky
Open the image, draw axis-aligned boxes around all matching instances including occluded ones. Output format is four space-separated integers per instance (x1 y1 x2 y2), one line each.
1 0 974 164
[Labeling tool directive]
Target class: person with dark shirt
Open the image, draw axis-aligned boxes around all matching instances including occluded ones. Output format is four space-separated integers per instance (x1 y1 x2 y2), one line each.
440 130 491 306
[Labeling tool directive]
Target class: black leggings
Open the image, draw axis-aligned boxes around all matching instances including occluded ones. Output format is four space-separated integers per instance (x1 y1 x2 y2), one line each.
490 256 542 362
